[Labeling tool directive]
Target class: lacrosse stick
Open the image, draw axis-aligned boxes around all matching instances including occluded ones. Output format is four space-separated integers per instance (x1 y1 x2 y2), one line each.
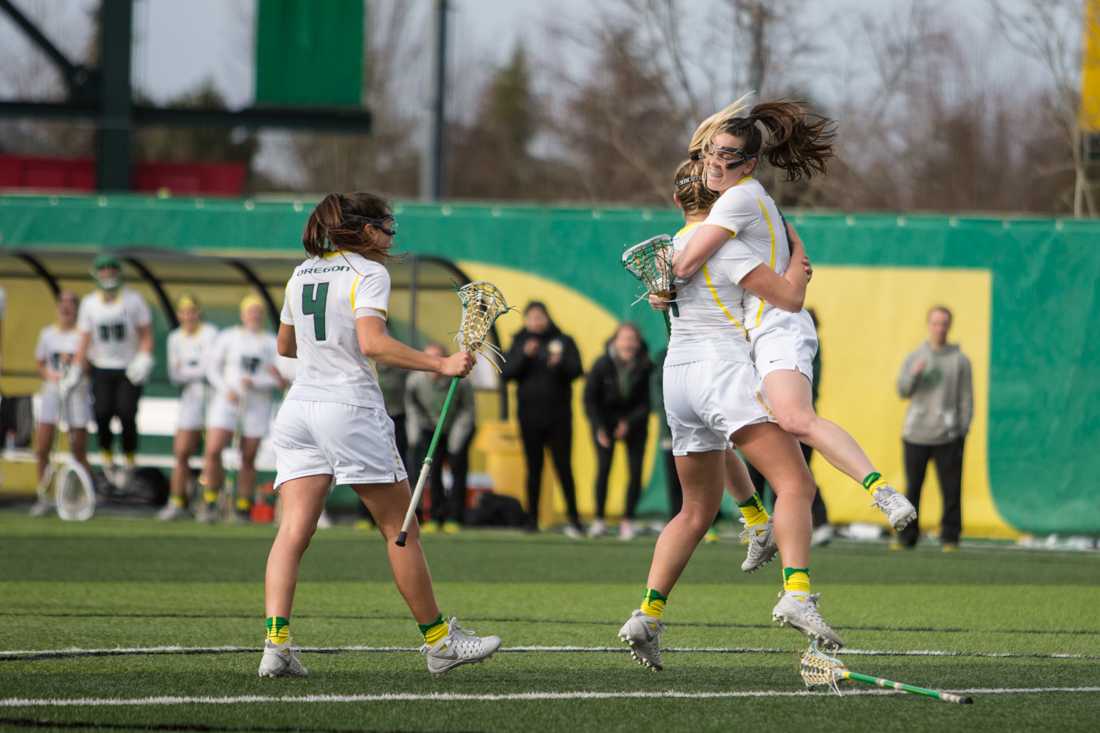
50 373 96 521
395 281 511 547
800 642 973 705
622 234 678 333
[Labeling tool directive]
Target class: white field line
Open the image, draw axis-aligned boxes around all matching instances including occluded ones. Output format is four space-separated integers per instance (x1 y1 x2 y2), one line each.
0 644 1097 661
2 687 1100 707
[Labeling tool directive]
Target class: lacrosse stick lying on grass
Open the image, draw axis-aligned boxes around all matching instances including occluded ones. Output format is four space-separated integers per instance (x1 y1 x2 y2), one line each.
800 641 974 705
395 281 511 547
622 234 677 333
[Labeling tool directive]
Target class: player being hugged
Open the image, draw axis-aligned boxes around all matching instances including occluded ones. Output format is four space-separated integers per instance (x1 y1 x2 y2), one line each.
69 254 154 486
158 294 218 521
199 294 286 522
619 114 846 671
257 192 500 678
30 291 94 516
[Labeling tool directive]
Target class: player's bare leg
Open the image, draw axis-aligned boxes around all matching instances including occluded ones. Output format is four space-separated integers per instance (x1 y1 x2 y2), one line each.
358 480 499 675
763 370 914 530
621 450 724 670
736 422 842 648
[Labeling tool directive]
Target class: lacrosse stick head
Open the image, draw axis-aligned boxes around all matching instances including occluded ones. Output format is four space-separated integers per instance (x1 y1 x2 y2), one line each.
622 235 675 297
799 641 846 694
454 281 511 370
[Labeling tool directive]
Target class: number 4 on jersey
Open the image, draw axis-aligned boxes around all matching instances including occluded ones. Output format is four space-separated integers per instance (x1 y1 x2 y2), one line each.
302 283 329 341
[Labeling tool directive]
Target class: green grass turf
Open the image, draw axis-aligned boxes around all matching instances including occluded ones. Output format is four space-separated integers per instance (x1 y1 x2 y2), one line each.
0 513 1098 732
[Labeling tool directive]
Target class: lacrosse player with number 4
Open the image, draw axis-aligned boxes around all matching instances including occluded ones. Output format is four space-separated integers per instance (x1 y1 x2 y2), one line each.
258 192 501 679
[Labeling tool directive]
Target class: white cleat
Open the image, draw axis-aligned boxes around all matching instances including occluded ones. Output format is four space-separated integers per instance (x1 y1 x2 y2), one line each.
772 590 844 650
258 639 308 678
811 524 835 547
421 617 501 675
871 486 917 531
587 519 607 538
618 610 664 671
740 519 778 573
618 520 637 542
29 499 53 518
156 502 188 521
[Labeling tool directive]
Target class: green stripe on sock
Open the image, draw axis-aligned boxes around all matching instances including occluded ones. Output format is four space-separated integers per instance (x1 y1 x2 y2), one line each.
737 492 765 511
783 567 809 582
642 588 668 604
862 472 881 490
417 614 445 636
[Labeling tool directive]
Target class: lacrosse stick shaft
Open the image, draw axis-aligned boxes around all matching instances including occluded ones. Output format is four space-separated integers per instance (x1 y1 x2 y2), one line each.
395 377 459 547
842 671 973 705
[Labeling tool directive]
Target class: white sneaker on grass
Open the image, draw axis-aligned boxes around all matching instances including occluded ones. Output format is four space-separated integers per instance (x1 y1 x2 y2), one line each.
588 519 607 538
871 486 917 531
618 520 637 541
258 639 308 678
772 590 844 649
421 618 501 675
618 610 664 671
740 518 778 573
29 498 53 517
157 502 187 521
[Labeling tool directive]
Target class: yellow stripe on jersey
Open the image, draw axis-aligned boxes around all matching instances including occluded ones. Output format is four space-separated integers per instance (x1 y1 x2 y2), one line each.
702 263 748 337
322 251 342 260
752 197 778 328
675 222 703 239
350 275 361 311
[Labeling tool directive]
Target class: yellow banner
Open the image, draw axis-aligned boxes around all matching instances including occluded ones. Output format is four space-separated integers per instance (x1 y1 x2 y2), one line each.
1081 0 1100 130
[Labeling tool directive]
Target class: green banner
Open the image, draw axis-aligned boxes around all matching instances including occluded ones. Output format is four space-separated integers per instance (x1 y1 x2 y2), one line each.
1 195 1098 536
255 0 364 107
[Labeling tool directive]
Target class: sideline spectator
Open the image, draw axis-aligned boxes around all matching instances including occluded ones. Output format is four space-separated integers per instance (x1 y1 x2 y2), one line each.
895 305 973 551
584 323 651 540
501 301 584 536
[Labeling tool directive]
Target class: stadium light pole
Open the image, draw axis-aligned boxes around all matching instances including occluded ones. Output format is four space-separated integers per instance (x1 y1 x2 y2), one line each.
421 0 449 201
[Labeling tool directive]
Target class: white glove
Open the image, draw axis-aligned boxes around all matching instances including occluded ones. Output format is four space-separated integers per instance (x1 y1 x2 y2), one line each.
58 366 82 399
125 352 155 386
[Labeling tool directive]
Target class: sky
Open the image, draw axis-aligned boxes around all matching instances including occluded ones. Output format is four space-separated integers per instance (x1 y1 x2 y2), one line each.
0 0 1073 185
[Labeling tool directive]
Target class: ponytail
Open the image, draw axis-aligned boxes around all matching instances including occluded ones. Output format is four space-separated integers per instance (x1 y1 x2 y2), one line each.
716 100 836 182
301 192 393 261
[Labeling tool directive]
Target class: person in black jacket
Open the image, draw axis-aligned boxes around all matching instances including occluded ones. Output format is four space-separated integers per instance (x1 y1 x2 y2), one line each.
584 323 652 540
501 301 584 536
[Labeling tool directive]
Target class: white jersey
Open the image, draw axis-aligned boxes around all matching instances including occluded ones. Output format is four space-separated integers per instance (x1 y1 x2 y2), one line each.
666 222 760 365
167 323 218 386
35 324 82 377
76 288 152 369
704 176 792 331
279 251 389 410
206 326 281 397
704 175 818 376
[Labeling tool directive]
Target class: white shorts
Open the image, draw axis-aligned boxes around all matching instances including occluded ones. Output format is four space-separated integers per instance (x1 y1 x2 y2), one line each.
206 390 274 439
176 382 210 432
271 399 408 489
751 310 818 382
663 360 771 456
36 383 92 428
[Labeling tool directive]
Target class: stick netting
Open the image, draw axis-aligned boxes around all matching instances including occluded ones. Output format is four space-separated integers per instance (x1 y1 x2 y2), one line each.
455 281 511 370
622 235 675 300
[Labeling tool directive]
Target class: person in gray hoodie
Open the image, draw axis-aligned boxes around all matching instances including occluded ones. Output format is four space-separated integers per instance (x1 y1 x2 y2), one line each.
895 306 973 550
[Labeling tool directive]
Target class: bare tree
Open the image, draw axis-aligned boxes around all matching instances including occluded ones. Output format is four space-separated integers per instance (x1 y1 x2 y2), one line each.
989 0 1094 216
